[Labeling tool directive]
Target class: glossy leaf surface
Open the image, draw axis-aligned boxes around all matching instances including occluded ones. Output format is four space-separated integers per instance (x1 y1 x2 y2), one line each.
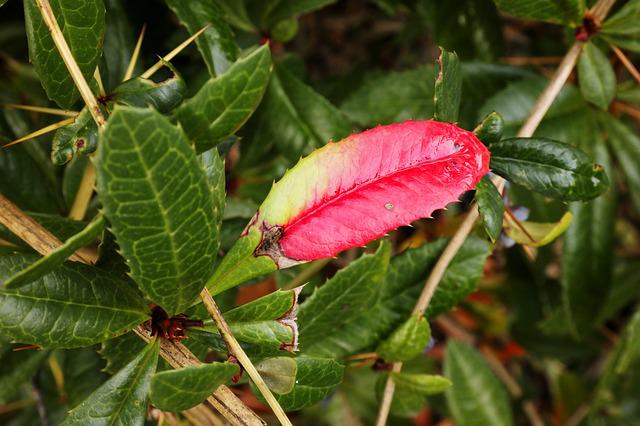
489 137 608 201
0 254 148 348
112 64 186 113
149 362 239 411
62 339 159 425
24 0 105 108
475 176 504 242
376 314 431 362
97 106 218 315
174 45 272 152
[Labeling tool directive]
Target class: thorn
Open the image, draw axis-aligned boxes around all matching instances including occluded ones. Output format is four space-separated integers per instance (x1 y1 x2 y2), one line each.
2 117 76 148
124 24 146 81
141 25 209 79
2 103 78 117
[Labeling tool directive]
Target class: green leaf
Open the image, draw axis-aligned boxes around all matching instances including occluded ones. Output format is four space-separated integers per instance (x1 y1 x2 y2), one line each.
4 215 104 288
298 243 390 353
100 0 135 91
492 0 585 26
577 42 616 110
308 237 489 358
99 332 146 375
255 357 297 394
96 106 218 315
206 226 278 296
444 341 513 426
51 108 99 165
433 47 462 122
63 155 89 208
23 0 106 109
474 111 504 145
601 0 640 52
61 339 159 425
200 148 226 215
0 213 87 247
0 254 149 348
341 67 436 128
489 137 609 201
254 356 344 411
0 346 48 403
475 176 504 242
112 63 186 113
504 211 573 247
149 362 238 411
174 45 272 153
562 135 617 337
603 116 640 212
390 372 452 396
166 0 238 76
246 62 351 162
192 288 300 355
225 288 298 322
376 314 431 362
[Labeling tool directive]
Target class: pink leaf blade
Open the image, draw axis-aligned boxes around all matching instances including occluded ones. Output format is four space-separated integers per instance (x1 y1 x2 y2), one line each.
257 120 490 262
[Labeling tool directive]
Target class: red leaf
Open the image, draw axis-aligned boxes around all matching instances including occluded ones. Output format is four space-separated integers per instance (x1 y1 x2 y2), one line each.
255 120 490 264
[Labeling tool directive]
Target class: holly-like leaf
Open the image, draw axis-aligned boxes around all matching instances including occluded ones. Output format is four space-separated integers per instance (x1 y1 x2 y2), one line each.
23 0 106 109
562 135 616 337
578 42 616 110
600 0 640 52
376 314 431 362
174 45 272 153
444 341 513 426
433 47 462 123
112 63 186 113
489 137 609 201
504 211 573 247
253 356 344 411
475 176 503 242
149 362 239 411
96 106 218 315
298 243 390 353
61 339 159 425
4 215 104 288
192 288 301 355
492 0 585 26
302 237 489 358
165 0 238 76
0 254 148 348
246 62 352 162
209 120 490 294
